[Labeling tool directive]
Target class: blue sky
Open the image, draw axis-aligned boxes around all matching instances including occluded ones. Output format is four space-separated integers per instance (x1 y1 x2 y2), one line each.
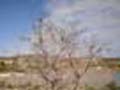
0 0 120 57
0 0 49 56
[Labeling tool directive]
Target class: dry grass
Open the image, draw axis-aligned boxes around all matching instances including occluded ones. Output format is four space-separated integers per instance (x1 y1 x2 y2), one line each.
0 56 119 90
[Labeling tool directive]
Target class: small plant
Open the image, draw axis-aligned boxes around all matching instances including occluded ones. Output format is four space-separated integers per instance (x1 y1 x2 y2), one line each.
101 81 120 90
0 61 6 72
84 84 95 90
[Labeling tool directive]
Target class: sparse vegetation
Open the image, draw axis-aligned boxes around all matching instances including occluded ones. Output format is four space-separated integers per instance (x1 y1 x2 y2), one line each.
0 6 119 90
0 56 119 90
0 18 119 89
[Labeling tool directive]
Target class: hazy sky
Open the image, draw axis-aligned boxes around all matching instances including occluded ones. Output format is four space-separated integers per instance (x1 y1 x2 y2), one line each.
47 0 120 57
0 0 120 57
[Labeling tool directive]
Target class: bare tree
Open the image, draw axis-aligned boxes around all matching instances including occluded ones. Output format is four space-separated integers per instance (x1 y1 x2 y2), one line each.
29 18 110 90
71 33 111 90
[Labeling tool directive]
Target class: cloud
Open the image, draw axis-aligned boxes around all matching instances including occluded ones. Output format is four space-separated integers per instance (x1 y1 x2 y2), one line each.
46 0 120 57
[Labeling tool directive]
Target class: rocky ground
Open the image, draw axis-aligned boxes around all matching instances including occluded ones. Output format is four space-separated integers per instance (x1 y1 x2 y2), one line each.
0 56 119 90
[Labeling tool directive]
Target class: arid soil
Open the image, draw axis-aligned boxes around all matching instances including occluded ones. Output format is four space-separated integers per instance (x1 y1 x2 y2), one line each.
0 55 119 90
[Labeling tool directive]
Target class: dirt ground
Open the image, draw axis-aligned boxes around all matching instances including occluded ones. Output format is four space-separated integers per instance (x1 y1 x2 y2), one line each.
0 56 118 90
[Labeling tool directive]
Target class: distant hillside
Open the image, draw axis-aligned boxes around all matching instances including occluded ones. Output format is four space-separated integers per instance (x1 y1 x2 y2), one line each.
0 55 120 67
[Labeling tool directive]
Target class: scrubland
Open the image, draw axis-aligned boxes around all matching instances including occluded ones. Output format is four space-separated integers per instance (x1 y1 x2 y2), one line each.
0 55 119 90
